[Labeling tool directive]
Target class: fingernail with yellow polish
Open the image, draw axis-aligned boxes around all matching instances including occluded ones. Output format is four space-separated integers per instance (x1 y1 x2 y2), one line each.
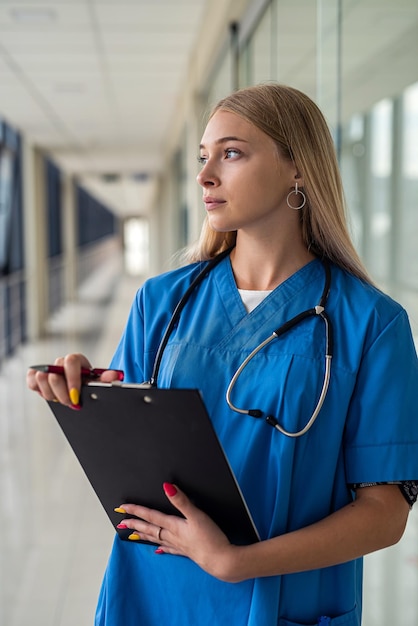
114 507 126 514
128 533 141 541
69 388 79 406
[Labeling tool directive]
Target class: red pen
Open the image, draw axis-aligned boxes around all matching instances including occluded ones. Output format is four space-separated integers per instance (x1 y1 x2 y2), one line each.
30 364 124 381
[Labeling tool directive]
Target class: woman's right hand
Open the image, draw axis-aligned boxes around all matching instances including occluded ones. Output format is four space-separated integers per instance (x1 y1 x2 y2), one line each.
26 354 120 409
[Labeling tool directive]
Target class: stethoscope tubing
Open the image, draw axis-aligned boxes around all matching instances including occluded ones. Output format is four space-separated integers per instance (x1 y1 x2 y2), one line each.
150 248 333 438
149 247 233 387
226 306 333 437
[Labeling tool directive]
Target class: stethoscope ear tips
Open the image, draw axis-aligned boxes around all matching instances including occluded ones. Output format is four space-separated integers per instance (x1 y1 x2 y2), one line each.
248 409 263 418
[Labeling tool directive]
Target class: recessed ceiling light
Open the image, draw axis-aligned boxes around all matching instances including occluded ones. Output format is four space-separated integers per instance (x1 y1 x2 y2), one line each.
10 8 56 23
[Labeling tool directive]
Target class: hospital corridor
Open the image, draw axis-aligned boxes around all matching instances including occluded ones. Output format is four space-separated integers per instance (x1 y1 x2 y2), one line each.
1 0 418 624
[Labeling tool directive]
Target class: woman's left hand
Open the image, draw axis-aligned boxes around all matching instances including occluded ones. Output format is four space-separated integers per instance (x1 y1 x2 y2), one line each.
116 483 237 581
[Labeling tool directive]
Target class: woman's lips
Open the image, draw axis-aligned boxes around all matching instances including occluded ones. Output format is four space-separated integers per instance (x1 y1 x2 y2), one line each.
203 196 226 210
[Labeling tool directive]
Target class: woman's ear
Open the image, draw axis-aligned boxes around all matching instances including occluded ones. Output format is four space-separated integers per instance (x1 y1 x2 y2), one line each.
294 172 305 188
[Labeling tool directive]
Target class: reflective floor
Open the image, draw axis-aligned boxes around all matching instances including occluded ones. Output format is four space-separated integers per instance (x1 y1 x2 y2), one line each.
1 256 417 626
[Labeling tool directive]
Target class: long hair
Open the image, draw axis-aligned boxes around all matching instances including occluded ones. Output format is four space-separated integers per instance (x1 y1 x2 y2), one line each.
186 83 371 283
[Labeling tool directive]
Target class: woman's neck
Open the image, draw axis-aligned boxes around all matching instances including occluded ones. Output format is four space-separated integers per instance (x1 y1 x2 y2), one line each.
230 233 315 291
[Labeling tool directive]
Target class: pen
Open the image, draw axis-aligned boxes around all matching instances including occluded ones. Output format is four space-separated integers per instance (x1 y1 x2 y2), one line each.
30 364 124 381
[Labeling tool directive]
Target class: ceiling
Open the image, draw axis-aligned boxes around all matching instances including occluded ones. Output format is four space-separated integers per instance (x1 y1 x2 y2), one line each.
1 0 417 218
0 0 251 216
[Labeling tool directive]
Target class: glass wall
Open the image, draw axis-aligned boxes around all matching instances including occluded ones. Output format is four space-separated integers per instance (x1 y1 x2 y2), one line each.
0 120 25 364
46 159 64 314
247 2 273 85
206 52 234 111
400 82 418 291
341 100 394 282
237 0 318 100
203 0 418 336
340 0 418 335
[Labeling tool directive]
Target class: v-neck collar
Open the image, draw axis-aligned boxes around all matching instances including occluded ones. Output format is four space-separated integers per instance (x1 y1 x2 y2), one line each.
213 256 325 350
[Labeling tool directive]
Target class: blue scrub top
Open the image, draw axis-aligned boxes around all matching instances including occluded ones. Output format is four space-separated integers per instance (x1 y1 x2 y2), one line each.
95 257 418 626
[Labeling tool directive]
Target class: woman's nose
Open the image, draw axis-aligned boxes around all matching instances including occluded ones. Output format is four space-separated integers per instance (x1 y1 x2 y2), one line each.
196 162 219 187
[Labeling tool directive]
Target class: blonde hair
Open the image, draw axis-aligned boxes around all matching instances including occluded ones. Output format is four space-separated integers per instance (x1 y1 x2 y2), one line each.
186 83 371 283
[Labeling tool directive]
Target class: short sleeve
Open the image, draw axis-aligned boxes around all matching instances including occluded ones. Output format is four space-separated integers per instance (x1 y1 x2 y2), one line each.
350 481 418 507
344 309 418 485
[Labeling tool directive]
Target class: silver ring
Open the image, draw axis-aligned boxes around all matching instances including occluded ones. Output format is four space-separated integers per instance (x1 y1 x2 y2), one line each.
157 526 162 541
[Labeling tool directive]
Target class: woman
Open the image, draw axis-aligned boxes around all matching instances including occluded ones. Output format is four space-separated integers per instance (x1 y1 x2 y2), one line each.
28 84 418 625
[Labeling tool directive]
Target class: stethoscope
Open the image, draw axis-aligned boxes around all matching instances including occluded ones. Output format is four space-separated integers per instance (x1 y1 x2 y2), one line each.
149 247 333 438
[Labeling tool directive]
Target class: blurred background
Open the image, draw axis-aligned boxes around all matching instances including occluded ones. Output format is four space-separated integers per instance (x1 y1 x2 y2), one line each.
0 1 417 624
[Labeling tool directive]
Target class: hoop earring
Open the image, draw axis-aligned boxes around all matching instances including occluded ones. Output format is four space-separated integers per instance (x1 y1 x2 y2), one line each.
286 182 306 210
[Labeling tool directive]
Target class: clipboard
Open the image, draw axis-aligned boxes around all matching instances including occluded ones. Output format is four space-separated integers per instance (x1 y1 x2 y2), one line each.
47 382 260 545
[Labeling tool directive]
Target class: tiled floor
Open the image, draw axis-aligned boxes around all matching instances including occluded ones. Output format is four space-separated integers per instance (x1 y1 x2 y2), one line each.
1 255 417 626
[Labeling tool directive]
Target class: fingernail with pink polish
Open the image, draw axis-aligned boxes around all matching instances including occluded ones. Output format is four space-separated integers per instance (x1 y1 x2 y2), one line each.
163 482 177 497
155 548 164 554
117 523 128 529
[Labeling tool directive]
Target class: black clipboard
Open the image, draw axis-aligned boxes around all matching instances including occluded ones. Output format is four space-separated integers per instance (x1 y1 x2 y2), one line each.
47 382 260 545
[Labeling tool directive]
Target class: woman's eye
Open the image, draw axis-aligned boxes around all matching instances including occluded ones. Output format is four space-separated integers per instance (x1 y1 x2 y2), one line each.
197 148 240 165
225 148 241 159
